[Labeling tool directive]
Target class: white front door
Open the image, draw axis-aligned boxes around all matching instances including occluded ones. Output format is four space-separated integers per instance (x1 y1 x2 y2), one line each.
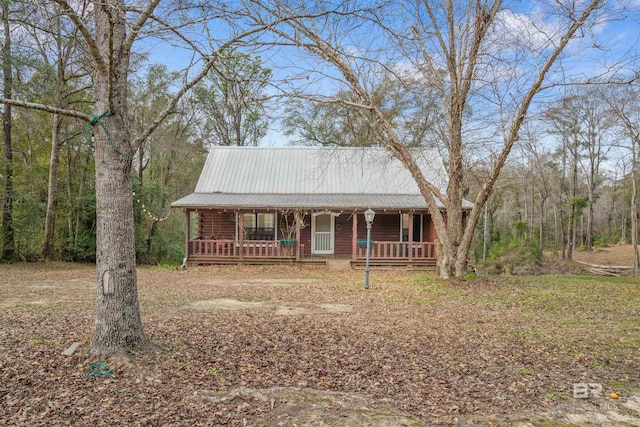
312 213 334 254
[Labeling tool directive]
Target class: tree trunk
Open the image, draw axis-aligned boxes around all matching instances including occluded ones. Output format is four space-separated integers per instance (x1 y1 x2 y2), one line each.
586 178 594 251
621 165 627 244
539 195 546 255
44 114 63 259
89 0 149 356
567 207 574 261
482 202 489 261
632 139 639 278
1 0 15 261
146 220 158 259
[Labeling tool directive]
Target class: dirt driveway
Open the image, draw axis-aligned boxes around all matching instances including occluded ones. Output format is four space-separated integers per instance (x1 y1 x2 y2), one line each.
1 263 639 426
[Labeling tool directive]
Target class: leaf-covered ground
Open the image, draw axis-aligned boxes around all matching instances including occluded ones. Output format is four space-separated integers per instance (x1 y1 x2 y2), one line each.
572 244 636 266
1 263 639 426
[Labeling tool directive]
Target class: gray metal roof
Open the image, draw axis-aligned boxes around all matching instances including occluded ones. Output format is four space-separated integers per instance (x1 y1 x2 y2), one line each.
171 147 472 210
171 193 474 210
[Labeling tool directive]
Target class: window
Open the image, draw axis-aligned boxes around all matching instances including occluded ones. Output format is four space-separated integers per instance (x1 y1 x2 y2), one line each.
401 213 422 242
241 212 275 240
401 214 410 242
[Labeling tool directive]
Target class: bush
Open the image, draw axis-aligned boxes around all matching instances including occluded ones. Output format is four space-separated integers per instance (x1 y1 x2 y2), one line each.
62 228 96 262
593 236 608 249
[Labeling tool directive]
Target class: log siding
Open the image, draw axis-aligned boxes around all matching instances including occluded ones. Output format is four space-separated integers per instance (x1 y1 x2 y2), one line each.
184 209 439 265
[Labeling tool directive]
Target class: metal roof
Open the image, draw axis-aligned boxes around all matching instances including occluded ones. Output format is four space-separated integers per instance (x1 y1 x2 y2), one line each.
171 193 474 210
193 146 448 194
171 147 472 210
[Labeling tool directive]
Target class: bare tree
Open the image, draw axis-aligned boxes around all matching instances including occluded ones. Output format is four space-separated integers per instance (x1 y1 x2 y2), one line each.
192 50 271 147
284 75 443 147
576 88 614 250
606 85 640 277
545 94 584 260
520 127 553 255
248 0 607 277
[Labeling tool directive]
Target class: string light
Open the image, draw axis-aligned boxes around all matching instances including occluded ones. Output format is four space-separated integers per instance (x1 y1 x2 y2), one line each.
133 191 173 222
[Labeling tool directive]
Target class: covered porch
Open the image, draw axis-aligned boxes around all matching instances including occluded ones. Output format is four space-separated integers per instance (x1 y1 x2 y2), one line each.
182 208 439 267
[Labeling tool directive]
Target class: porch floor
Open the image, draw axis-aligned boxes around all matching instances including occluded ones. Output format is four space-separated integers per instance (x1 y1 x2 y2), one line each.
187 255 436 268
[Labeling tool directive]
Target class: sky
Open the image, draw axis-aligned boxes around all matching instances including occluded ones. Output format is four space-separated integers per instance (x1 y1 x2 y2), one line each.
141 0 640 149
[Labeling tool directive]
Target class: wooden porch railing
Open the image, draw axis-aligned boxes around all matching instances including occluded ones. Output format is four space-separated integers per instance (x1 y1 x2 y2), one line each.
356 241 436 260
188 239 296 260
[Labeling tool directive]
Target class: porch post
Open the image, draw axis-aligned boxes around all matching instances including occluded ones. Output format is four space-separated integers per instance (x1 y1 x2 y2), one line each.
184 209 190 262
238 211 244 261
295 210 301 261
352 211 358 261
408 211 414 263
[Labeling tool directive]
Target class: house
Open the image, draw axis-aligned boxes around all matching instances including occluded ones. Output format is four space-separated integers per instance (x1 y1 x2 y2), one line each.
171 146 471 266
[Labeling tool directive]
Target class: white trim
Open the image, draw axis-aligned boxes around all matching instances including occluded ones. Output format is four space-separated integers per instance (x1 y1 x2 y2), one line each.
312 210 340 218
311 213 335 254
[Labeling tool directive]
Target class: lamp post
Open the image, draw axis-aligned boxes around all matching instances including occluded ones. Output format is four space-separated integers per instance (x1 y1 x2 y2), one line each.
364 208 375 289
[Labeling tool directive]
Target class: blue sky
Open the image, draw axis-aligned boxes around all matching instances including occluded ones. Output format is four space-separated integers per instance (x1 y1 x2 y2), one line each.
140 0 640 148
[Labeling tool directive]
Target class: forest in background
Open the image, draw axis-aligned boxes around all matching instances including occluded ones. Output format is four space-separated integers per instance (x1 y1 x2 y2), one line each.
1 0 639 273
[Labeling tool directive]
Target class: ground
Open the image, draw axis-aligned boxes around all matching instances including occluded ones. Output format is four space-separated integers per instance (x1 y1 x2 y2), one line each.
1 258 639 426
573 244 637 267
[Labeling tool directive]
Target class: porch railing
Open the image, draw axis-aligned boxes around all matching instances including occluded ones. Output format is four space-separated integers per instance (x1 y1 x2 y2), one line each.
356 241 436 260
188 239 296 259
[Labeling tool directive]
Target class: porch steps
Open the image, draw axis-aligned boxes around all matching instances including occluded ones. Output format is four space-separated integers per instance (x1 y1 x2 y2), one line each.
326 259 351 270
351 259 437 269
351 264 437 271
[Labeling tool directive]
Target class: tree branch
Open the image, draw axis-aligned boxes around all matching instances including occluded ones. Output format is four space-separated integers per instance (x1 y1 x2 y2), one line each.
460 0 604 255
122 0 162 55
133 59 216 147
51 0 108 76
0 97 91 122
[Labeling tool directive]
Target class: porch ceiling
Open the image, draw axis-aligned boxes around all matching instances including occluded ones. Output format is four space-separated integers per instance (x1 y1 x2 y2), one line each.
171 193 473 210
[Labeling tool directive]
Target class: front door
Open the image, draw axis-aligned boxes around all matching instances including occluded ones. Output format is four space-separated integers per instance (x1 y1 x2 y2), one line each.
312 214 334 254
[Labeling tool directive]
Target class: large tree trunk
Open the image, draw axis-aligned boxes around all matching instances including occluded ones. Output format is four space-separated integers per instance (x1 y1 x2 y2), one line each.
1 0 15 261
44 114 62 259
89 0 149 356
621 166 627 244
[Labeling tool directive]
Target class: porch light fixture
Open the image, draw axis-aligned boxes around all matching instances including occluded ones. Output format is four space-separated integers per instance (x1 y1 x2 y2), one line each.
364 208 375 290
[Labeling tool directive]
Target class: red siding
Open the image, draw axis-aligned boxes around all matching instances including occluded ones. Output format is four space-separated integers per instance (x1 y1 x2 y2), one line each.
300 214 312 257
191 209 439 259
197 210 236 240
334 214 354 256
